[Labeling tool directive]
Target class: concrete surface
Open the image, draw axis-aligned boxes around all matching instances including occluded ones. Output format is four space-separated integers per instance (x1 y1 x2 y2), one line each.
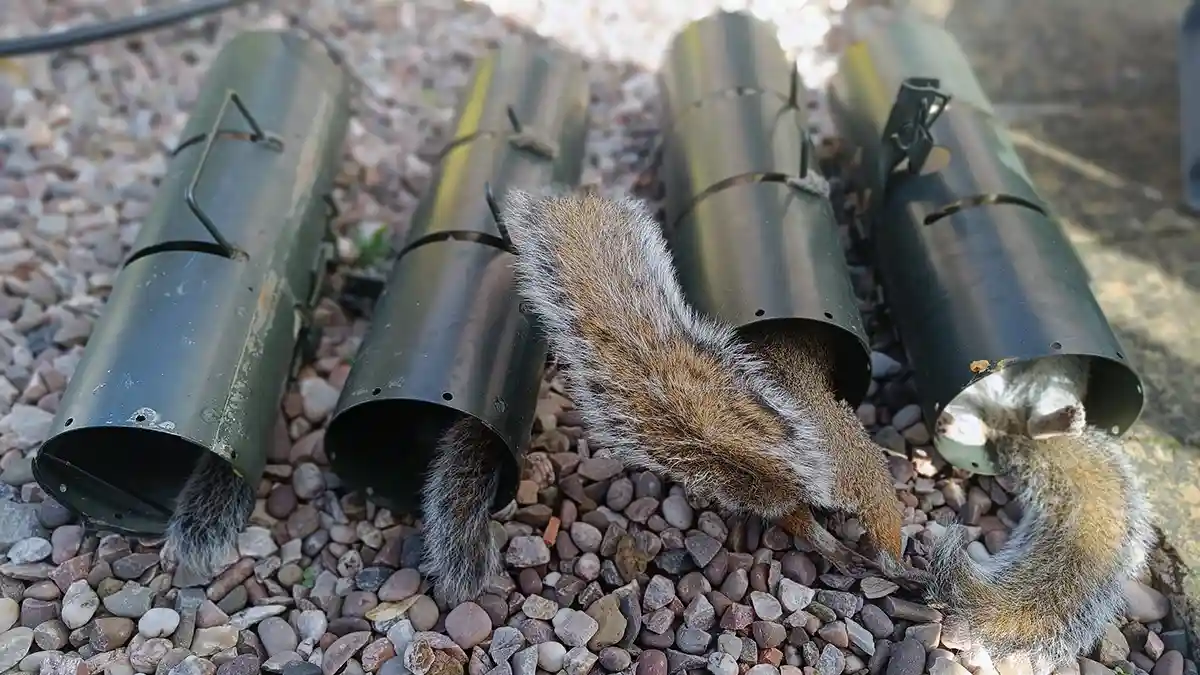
937 0 1200 651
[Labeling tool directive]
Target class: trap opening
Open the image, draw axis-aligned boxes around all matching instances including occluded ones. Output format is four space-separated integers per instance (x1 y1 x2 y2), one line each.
326 399 519 517
739 318 872 406
932 352 1145 475
34 426 209 536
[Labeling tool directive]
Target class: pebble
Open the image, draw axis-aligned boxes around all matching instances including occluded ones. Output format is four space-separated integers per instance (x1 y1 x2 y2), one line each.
61 579 99 629
644 575 676 612
0 599 15 634
506 537 551 567
886 639 926 675
539 642 567 671
1154 651 1185 675
0 626 33 671
637 650 668 675
139 607 182 638
564 646 599 675
552 609 599 648
103 583 154 618
259 616 299 656
817 644 846 675
7 537 51 564
750 591 783 621
661 496 694 529
90 616 135 651
709 651 738 675
1123 580 1171 623
446 602 492 648
191 626 238 657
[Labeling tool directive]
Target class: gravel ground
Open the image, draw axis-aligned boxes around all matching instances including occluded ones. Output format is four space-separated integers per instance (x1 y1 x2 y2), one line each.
0 1 1191 675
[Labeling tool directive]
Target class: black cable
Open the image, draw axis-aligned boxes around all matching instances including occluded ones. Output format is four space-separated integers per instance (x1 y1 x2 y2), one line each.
0 0 261 59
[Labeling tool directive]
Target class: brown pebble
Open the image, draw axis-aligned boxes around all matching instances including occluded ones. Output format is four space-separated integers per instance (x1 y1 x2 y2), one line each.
636 650 668 675
207 559 255 602
266 486 298 519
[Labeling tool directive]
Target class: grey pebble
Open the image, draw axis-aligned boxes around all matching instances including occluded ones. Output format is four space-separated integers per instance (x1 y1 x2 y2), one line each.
661 496 694 530
684 531 722 568
885 639 927 675
489 627 524 665
683 595 715 631
749 591 782 621
845 618 876 655
905 622 942 650
571 522 603 553
599 647 631 672
506 537 551 568
258 617 298 657
860 604 894 638
675 626 711 655
563 646 598 675
512 645 539 675
814 590 857 619
643 575 676 612
667 649 708 673
817 644 846 675
553 609 599 648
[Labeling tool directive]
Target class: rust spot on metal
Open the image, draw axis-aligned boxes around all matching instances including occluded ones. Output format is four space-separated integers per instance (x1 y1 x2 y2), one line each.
969 359 989 373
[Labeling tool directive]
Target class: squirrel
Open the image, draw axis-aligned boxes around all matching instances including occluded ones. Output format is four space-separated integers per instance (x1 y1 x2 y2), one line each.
498 186 907 579
931 356 1156 673
419 416 505 605
162 453 255 580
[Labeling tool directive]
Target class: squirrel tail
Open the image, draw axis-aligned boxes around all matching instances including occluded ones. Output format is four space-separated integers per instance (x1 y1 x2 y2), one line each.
498 187 836 518
164 452 255 579
419 416 503 606
926 406 1155 672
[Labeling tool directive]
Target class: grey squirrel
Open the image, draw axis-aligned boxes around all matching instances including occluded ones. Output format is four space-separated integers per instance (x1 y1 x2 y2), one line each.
418 416 504 605
932 356 1155 673
162 419 504 605
162 453 255 579
498 187 907 578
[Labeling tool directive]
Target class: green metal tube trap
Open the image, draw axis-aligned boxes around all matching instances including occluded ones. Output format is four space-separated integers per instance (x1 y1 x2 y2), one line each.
324 39 590 515
32 30 352 534
659 10 873 405
827 7 1144 473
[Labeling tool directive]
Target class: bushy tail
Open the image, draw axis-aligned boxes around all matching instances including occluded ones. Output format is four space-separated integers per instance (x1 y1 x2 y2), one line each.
498 188 836 517
419 416 503 606
926 423 1155 673
164 453 254 579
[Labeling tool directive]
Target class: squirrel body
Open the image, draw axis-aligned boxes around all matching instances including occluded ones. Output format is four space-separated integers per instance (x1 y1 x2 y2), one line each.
499 188 904 574
932 358 1155 672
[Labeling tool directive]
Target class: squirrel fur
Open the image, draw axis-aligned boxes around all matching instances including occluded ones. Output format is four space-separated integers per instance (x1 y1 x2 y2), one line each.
499 187 904 576
931 359 1155 673
163 452 255 579
419 416 504 605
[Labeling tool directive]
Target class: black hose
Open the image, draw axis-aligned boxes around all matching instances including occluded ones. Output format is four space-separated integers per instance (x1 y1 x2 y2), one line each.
0 0 261 58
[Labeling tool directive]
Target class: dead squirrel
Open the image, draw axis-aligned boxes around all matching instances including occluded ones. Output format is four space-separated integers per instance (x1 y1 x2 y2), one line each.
932 357 1155 673
498 187 906 578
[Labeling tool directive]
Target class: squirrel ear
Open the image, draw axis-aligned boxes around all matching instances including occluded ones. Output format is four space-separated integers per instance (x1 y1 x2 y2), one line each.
1028 403 1086 439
